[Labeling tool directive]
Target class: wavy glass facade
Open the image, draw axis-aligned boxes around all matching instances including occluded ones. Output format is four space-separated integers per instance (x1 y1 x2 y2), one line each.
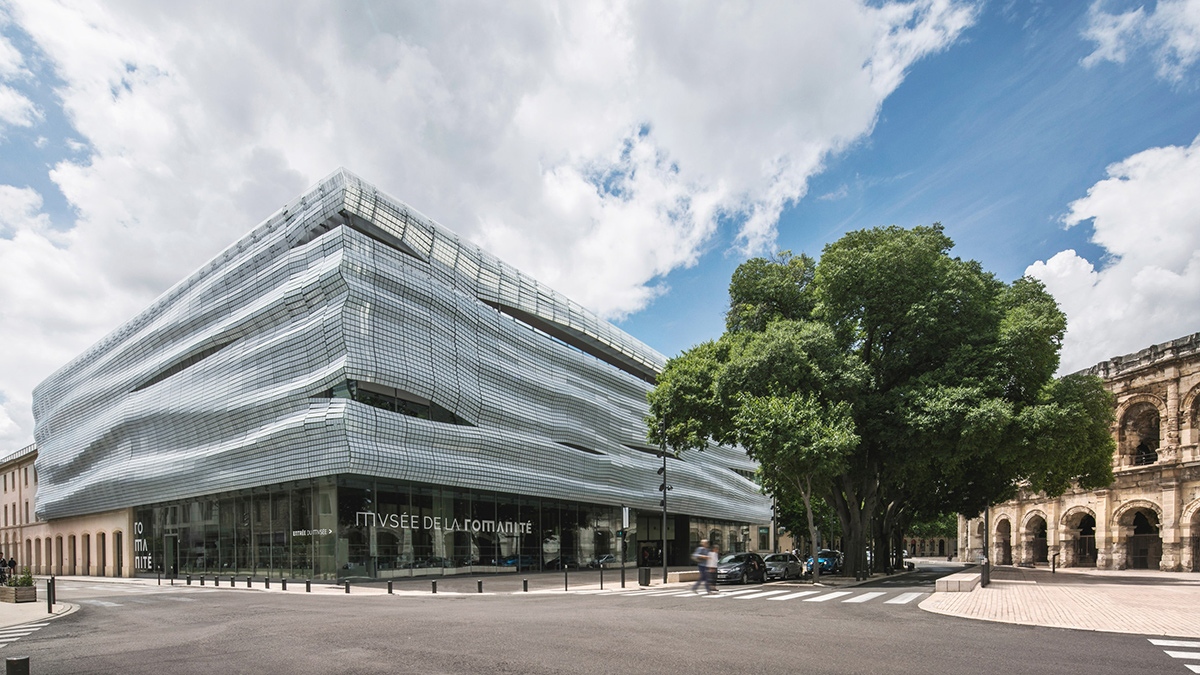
31 169 771 578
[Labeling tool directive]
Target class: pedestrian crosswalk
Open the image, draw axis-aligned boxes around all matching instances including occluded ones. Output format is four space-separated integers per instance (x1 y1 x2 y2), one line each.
0 623 50 650
1148 638 1200 673
578 586 927 606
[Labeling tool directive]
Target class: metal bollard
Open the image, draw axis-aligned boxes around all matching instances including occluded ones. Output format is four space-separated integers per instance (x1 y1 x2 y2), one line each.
1052 552 1060 574
157 573 161 586
5 655 30 675
214 576 219 587
600 566 604 590
265 577 270 589
564 568 569 591
46 578 54 614
229 577 234 587
186 574 192 586
246 576 251 588
477 579 483 593
522 578 528 592
282 578 287 591
431 580 437 594
200 575 204 586
387 580 393 594
306 579 311 593
344 580 350 594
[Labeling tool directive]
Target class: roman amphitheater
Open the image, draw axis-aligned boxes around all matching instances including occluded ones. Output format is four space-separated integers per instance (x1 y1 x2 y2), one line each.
961 332 1200 572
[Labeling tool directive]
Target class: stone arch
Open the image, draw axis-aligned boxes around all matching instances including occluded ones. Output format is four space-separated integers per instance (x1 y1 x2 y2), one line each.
1183 384 1200 445
1060 506 1098 567
1116 395 1166 467
1113 500 1164 570
1059 505 1097 527
994 517 1013 565
1184 498 1200 573
1113 499 1163 525
1022 509 1049 531
1021 510 1049 564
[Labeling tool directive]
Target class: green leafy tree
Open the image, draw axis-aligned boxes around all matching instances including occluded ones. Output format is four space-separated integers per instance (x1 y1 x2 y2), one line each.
734 393 858 581
649 224 1115 576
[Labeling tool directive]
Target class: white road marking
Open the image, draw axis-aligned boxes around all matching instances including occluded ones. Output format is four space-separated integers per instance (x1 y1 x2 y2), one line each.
768 591 820 601
1151 640 1200 648
884 592 924 605
843 591 886 603
1164 651 1200 660
1185 665 1200 674
805 591 852 602
79 599 122 607
735 590 790 600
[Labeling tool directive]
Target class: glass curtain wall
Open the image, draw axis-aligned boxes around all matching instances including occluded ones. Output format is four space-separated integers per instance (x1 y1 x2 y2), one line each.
130 474 747 580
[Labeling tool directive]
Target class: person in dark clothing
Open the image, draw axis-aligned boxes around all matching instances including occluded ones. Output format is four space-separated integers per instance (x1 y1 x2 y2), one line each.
690 539 710 593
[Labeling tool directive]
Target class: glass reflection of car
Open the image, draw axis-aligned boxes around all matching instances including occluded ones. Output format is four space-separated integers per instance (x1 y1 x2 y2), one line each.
714 552 767 584
496 554 538 569
589 554 617 568
804 549 841 574
763 552 803 580
545 555 580 569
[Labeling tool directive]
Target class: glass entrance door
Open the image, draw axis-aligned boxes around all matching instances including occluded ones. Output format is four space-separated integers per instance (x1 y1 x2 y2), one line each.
164 535 178 579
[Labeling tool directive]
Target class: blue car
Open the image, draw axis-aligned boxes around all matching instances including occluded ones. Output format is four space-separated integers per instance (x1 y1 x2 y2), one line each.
804 549 841 575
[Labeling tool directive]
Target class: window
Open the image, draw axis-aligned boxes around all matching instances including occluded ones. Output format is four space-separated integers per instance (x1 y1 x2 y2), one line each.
3 474 6 492
23 468 27 486
24 501 28 524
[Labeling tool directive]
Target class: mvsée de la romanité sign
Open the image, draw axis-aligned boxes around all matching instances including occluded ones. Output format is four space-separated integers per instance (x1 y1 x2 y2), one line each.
355 511 532 534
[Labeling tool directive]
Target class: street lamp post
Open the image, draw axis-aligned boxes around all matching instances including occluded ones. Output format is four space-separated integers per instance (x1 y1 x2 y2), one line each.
657 421 672 585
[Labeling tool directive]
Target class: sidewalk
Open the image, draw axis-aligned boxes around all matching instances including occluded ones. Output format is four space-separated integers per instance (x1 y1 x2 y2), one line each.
920 564 1200 637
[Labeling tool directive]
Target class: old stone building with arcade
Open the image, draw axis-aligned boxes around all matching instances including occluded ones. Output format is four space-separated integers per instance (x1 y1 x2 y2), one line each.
962 332 1200 572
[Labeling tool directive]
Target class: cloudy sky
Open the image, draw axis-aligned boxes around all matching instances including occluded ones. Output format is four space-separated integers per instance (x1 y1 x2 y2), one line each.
1 0 1199 449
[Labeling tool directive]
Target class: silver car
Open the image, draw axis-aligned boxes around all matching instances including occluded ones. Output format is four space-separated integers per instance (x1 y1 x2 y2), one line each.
763 552 803 580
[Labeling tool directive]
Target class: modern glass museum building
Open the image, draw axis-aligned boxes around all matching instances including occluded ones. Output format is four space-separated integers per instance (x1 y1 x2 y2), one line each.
30 170 771 579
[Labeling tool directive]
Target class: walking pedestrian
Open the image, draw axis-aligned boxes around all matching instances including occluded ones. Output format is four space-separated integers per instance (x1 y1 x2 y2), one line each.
706 544 720 594
690 539 710 593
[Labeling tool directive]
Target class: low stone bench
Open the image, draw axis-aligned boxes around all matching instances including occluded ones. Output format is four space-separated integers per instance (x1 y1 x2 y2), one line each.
666 570 701 583
935 571 981 593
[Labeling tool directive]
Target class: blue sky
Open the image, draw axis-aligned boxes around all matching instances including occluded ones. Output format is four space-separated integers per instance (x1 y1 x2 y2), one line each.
623 1 1200 361
1 0 1199 447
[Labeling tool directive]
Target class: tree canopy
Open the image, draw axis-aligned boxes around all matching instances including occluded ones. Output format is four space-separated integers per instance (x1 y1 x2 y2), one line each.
648 224 1115 575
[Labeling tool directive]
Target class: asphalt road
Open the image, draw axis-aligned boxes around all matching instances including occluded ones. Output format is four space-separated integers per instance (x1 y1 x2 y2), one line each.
5 571 1194 674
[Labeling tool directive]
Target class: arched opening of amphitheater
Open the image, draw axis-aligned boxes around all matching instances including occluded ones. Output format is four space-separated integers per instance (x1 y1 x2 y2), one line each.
994 519 1012 565
1062 512 1097 567
1117 508 1162 570
1022 516 1048 563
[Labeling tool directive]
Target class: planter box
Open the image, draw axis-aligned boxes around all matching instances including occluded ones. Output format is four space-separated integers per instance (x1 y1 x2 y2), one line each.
0 585 36 603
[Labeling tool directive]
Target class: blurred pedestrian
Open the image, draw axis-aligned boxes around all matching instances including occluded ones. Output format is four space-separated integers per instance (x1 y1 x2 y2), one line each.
690 539 710 593
706 544 720 594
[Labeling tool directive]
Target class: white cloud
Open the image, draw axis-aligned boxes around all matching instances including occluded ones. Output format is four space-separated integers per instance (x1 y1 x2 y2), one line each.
1026 134 1200 373
0 28 37 131
1082 0 1200 82
0 83 36 127
0 0 976 446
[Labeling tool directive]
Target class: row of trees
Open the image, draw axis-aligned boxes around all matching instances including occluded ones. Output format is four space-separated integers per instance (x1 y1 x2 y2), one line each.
646 225 1116 578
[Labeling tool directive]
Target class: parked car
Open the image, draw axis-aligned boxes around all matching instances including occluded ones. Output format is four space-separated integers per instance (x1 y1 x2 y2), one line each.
763 552 803 580
804 549 841 575
589 554 618 568
714 552 767 584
